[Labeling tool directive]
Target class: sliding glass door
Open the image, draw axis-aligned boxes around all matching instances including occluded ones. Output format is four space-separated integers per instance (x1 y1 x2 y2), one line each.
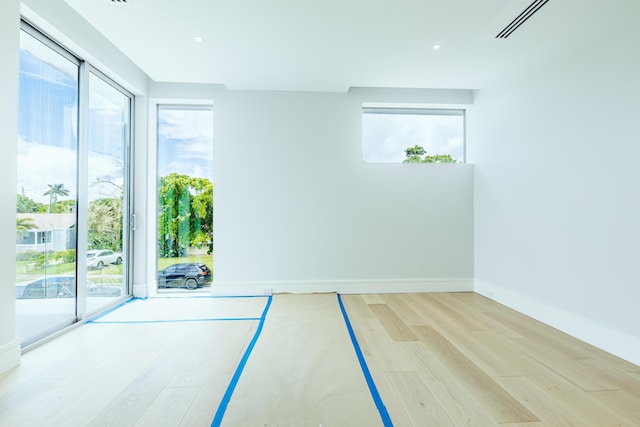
15 26 79 344
84 71 131 314
15 23 132 346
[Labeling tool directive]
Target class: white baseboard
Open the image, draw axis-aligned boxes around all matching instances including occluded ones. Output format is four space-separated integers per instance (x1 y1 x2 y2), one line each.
210 278 474 296
474 280 640 367
0 340 21 375
132 283 150 299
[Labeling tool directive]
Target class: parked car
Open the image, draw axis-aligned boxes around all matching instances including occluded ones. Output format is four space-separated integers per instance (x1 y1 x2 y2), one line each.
157 263 212 290
19 276 122 299
87 249 122 269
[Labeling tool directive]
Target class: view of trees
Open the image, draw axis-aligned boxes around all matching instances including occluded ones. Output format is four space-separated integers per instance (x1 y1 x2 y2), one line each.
16 217 36 239
43 183 70 213
17 186 74 214
158 173 213 258
88 197 123 251
17 189 41 213
403 145 458 164
17 184 124 252
17 172 214 260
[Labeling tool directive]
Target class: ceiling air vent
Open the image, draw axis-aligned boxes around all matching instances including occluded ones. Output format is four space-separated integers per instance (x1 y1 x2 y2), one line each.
111 0 127 2
496 0 550 38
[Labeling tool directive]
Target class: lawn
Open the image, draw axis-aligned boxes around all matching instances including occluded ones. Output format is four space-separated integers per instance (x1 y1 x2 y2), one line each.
17 255 213 285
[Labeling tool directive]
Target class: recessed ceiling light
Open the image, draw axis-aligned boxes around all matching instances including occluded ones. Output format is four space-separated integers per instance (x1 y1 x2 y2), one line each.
432 43 442 51
193 36 204 43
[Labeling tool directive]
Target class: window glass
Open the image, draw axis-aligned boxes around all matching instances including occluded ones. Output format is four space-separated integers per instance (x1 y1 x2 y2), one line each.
16 27 79 344
85 71 130 313
16 23 132 347
157 106 214 292
362 108 465 163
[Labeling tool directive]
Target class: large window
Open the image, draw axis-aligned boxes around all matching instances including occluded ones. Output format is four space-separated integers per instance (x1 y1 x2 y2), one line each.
15 23 132 346
362 108 465 163
156 106 214 292
84 71 131 314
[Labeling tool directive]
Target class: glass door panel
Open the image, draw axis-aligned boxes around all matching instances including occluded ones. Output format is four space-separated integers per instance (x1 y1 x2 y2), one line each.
15 28 79 345
85 72 130 313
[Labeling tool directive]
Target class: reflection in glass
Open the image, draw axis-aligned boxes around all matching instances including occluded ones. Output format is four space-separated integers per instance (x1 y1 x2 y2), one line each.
85 73 129 313
15 29 79 345
157 106 214 292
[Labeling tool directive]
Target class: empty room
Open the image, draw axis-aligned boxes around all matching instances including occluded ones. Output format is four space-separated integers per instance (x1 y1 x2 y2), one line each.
1 0 639 425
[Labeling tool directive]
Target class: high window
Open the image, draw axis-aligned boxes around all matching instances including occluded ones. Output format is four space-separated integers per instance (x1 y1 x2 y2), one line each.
16 22 132 347
156 106 214 292
362 108 465 163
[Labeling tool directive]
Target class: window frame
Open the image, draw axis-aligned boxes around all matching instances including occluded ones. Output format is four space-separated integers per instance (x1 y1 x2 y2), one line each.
362 106 467 164
79 64 134 317
154 104 214 294
17 18 134 348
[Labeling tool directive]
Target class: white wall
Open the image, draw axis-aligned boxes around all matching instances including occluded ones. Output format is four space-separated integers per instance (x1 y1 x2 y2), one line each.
470 0 640 365
210 89 474 294
0 0 21 375
21 0 148 95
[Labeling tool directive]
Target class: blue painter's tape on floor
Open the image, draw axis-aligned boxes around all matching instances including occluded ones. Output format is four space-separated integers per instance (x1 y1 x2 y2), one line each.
211 295 273 427
90 317 261 324
87 297 140 323
149 295 270 299
337 293 394 427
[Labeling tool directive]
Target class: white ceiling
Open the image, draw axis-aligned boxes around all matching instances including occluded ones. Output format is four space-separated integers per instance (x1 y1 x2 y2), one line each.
61 0 590 92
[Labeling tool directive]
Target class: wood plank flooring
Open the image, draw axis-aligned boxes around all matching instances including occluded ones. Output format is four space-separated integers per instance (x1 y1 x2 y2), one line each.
0 312 259 427
0 292 638 426
342 292 640 426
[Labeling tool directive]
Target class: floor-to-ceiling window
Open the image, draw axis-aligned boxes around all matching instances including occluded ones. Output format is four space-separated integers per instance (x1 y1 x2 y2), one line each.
156 106 214 292
16 25 79 344
84 70 132 314
15 22 132 346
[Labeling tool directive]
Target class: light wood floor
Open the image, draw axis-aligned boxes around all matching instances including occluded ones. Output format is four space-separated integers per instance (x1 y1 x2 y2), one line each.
342 293 640 426
0 293 638 426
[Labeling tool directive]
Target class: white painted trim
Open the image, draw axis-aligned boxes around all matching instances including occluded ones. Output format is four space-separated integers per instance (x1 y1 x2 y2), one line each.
474 280 640 367
132 283 150 299
0 341 21 375
211 278 473 296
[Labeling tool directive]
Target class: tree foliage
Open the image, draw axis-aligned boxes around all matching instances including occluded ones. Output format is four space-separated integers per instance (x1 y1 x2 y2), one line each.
17 190 43 213
17 191 71 213
44 183 70 213
403 145 458 164
88 197 123 251
405 145 426 157
52 199 75 213
158 173 214 258
16 217 36 239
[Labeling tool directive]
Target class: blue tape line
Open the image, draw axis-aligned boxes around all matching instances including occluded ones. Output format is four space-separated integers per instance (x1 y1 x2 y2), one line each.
91 317 261 324
87 297 140 323
211 295 273 427
148 295 269 299
337 294 394 427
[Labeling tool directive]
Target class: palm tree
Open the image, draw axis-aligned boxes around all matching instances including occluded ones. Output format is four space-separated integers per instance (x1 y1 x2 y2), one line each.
43 183 70 213
16 217 37 239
